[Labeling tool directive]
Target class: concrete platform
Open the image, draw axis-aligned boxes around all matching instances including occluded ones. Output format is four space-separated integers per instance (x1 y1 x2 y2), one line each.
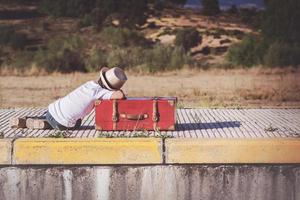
0 109 299 200
1 108 300 138
1 108 300 164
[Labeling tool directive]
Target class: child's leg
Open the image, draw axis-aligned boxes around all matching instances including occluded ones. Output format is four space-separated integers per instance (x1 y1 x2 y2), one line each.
10 112 50 129
45 111 67 130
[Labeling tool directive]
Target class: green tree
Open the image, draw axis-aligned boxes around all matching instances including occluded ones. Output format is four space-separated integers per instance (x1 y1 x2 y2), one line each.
201 0 220 16
262 0 300 44
90 0 148 28
261 0 300 67
226 35 266 67
264 42 300 67
117 0 148 27
40 0 148 28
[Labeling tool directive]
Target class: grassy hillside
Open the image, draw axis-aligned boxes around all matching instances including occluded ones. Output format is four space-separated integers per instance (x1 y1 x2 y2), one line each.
0 2 259 75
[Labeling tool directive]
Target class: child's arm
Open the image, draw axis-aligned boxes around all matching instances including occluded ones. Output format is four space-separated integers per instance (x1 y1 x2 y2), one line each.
110 90 126 99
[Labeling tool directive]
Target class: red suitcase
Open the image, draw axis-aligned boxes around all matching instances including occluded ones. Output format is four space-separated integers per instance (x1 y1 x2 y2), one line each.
94 97 176 131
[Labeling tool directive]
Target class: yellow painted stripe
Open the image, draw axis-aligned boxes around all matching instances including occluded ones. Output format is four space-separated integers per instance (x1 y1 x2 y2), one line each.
0 139 12 165
166 138 300 164
13 138 162 164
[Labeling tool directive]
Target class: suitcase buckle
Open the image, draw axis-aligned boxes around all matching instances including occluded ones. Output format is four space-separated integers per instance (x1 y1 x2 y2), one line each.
112 116 118 122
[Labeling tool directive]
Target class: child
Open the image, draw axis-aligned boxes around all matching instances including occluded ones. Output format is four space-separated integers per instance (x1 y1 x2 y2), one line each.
10 67 127 130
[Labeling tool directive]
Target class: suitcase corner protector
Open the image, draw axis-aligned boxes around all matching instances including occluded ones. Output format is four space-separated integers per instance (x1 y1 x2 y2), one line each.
167 100 176 107
168 125 175 130
95 100 102 106
95 125 102 130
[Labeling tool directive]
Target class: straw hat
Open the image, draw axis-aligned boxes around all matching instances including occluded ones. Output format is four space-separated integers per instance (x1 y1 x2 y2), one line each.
99 67 127 90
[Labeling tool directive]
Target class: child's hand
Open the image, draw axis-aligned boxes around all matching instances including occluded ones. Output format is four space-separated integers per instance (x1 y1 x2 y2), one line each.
120 89 127 99
111 90 126 99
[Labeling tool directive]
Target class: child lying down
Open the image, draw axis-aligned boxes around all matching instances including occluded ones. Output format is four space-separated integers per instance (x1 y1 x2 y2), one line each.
10 67 127 130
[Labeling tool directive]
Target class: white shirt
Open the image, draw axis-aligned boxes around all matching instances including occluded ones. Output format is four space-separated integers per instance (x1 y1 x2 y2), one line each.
48 81 114 127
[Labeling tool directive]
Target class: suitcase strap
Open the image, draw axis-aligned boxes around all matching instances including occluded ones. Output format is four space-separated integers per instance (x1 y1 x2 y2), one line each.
112 100 118 130
153 99 159 130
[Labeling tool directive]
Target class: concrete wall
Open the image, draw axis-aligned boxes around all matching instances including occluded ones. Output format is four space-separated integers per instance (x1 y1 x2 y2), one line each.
0 165 299 200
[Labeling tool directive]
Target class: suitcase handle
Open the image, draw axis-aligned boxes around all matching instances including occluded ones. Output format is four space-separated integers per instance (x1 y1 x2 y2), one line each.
120 113 148 120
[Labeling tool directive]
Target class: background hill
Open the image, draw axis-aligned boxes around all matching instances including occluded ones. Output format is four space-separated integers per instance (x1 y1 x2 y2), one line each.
0 0 299 108
0 0 298 75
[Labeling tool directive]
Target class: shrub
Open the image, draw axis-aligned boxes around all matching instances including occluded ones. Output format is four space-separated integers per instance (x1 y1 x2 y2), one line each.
107 47 146 69
116 0 148 27
34 35 85 73
107 49 129 69
201 0 220 16
226 35 265 67
0 25 28 49
91 0 148 28
188 59 210 70
100 27 148 47
210 28 226 38
145 44 188 72
128 47 146 67
264 42 300 67
85 48 108 72
169 46 187 70
144 44 173 72
165 0 187 7
11 51 35 70
227 29 245 40
106 45 189 72
78 14 93 28
174 28 201 51
239 8 262 29
0 51 34 71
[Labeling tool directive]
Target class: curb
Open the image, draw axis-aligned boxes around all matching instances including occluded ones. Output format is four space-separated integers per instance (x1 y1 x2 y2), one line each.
0 139 12 165
0 138 300 165
165 138 300 164
13 138 162 164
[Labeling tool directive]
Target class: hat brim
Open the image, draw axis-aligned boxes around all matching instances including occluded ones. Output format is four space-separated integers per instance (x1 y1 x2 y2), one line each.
100 67 114 91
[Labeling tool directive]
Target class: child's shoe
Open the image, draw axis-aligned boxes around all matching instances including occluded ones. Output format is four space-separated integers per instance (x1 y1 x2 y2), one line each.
9 117 27 128
26 118 51 129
